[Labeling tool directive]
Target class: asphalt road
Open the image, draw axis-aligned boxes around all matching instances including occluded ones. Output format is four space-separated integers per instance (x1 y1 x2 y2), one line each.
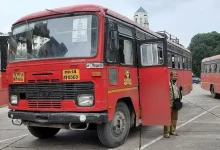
1 84 220 150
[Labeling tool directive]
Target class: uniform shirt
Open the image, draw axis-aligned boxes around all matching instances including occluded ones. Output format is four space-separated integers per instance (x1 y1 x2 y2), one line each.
169 81 179 107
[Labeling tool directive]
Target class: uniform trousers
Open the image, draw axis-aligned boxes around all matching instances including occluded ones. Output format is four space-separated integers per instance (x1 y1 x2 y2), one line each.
164 108 178 135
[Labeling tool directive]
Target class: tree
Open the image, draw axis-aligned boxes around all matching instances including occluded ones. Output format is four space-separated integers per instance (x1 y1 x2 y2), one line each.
188 31 220 77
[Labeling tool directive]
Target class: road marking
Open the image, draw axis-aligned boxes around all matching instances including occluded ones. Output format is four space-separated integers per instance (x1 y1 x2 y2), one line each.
0 134 28 143
193 121 220 124
136 105 220 150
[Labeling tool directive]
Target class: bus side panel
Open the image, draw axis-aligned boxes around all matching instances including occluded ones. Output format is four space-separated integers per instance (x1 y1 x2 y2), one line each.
107 89 139 121
214 73 220 94
0 74 8 107
107 66 139 122
183 70 192 95
201 73 211 91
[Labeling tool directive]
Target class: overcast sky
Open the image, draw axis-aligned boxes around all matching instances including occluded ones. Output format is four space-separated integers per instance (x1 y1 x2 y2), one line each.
0 0 219 47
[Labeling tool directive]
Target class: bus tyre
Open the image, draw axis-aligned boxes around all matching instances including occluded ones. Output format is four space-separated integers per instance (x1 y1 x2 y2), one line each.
27 126 60 139
211 86 219 99
97 102 130 148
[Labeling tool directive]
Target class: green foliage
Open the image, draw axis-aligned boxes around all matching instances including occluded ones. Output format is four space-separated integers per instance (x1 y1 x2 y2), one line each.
188 31 220 77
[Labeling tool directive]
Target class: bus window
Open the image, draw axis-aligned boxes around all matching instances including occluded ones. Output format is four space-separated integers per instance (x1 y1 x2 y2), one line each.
207 64 210 73
175 55 178 69
119 38 133 65
211 64 214 73
172 54 175 68
180 56 183 69
205 64 207 73
212 64 217 73
201 63 205 73
215 64 217 73
183 57 185 69
189 59 192 70
158 46 163 64
167 52 172 68
208 65 211 73
177 56 180 69
217 63 220 73
140 43 162 66
185 58 188 70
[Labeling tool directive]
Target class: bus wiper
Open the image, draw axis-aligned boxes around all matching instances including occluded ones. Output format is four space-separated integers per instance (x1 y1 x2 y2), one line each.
45 9 74 15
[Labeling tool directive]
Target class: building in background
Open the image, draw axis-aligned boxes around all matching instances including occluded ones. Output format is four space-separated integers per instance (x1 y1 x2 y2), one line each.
134 7 149 29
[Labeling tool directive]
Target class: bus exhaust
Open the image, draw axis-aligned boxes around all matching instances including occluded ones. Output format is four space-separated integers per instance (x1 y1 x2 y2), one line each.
69 123 89 131
12 119 22 126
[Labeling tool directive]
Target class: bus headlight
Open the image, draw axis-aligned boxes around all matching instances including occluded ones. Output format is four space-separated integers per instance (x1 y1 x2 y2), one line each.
77 94 94 107
10 95 18 105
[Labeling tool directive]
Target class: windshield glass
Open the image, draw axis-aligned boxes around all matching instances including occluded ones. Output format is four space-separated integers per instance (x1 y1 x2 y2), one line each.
9 15 98 62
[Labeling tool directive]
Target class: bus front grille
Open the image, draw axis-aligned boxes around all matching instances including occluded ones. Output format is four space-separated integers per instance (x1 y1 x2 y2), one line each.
9 82 94 101
28 101 62 109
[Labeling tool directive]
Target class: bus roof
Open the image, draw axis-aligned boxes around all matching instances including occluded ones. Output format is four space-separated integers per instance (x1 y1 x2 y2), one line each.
13 4 191 53
202 55 220 62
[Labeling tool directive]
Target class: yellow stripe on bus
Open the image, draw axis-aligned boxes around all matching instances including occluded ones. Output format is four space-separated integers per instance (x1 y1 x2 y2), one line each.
108 84 191 94
0 104 7 108
108 87 138 94
201 82 220 85
183 84 192 87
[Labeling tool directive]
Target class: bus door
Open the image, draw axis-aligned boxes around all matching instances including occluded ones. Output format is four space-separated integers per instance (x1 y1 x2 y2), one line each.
137 38 171 126
0 36 9 89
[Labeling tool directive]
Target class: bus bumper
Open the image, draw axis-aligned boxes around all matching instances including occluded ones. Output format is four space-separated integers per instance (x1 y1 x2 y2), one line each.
8 110 108 124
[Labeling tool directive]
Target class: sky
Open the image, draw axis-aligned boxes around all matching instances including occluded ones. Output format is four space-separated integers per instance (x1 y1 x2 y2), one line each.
0 0 219 48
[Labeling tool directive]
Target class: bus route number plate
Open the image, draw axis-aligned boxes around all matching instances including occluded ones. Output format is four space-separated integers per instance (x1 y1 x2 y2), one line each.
63 69 80 80
13 72 24 82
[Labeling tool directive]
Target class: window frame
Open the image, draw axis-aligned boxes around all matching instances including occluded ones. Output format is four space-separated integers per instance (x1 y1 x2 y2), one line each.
118 35 135 66
139 40 166 67
167 51 172 68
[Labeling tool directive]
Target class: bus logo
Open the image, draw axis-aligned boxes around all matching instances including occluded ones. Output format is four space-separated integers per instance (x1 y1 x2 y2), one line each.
124 69 132 85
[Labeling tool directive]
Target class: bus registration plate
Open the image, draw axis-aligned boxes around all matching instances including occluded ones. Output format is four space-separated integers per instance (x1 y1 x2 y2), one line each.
13 72 24 82
63 69 80 80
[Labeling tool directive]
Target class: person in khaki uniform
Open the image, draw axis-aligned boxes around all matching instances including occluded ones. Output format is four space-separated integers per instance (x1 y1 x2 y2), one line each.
164 71 180 138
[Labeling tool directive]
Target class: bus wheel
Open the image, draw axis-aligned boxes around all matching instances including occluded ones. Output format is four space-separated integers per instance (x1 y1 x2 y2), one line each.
27 126 60 139
211 86 219 99
97 102 130 148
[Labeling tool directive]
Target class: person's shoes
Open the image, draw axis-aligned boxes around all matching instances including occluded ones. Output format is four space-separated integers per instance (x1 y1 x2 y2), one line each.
170 133 179 136
164 135 170 138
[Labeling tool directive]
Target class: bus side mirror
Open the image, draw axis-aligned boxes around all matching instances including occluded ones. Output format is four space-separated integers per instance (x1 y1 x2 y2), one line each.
110 30 119 51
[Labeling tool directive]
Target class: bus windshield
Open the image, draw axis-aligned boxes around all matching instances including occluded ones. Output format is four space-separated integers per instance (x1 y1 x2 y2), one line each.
9 15 98 63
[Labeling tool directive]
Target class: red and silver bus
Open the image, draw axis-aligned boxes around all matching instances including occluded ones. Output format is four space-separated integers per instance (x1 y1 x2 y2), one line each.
201 55 220 98
2 5 192 148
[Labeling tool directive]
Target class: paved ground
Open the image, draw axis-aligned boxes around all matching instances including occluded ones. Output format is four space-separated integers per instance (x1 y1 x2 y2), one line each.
1 84 220 150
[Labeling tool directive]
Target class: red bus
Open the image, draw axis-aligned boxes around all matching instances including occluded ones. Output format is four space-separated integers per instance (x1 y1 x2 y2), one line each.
2 5 192 148
157 31 192 98
0 34 9 107
201 55 220 98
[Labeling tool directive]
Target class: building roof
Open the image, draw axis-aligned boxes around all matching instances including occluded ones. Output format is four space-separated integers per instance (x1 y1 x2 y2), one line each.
136 7 146 13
